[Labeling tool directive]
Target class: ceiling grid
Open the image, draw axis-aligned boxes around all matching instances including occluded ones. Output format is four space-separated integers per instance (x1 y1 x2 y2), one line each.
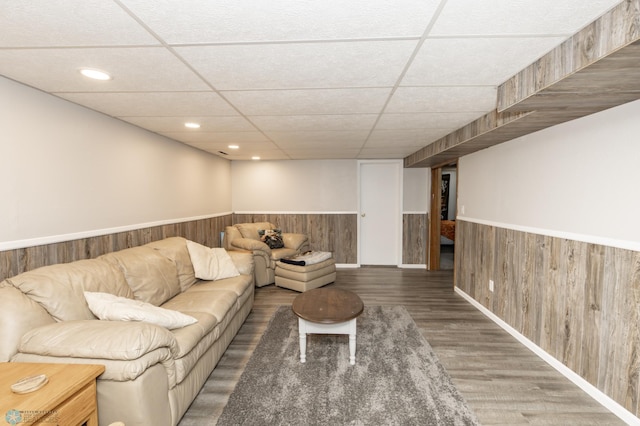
0 0 628 161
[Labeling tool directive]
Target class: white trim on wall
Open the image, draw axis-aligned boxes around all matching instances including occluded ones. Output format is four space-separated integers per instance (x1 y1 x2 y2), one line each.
0 212 232 251
400 264 427 269
233 211 358 215
457 99 640 249
458 216 640 252
455 287 640 426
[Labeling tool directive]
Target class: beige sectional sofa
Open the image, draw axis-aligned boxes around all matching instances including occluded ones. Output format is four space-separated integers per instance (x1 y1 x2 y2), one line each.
0 237 254 426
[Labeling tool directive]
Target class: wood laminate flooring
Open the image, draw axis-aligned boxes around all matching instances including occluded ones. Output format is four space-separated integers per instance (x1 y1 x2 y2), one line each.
180 267 626 426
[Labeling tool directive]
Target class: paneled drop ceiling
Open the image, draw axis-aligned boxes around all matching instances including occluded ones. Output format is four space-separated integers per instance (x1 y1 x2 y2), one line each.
0 0 625 161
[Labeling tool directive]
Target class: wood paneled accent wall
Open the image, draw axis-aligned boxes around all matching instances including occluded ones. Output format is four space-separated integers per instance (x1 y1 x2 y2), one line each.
455 219 640 416
0 211 428 280
232 213 358 264
403 213 428 265
0 215 232 281
233 213 428 266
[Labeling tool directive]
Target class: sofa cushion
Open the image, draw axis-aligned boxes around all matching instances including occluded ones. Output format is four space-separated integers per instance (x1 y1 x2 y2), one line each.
146 237 197 292
99 246 181 306
236 222 274 240
84 292 198 330
169 312 218 358
161 289 238 325
187 275 253 299
6 259 132 322
186 241 239 281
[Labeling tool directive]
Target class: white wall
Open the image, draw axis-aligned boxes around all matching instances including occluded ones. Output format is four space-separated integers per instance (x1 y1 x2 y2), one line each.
232 159 429 213
458 99 640 251
0 77 231 249
231 160 358 212
403 167 429 213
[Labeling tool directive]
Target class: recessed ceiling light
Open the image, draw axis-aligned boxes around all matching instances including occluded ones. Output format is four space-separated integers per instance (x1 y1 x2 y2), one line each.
184 122 201 129
228 145 239 149
251 156 261 160
79 68 112 81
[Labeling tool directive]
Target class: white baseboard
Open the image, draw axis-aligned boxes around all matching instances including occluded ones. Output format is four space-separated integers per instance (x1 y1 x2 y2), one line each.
454 287 640 426
335 263 359 269
334 264 426 269
400 264 427 269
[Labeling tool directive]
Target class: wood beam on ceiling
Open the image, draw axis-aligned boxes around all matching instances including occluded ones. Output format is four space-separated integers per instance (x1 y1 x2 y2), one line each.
404 0 640 169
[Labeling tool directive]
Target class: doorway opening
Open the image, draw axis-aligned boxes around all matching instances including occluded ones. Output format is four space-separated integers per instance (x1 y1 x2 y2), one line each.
428 162 457 270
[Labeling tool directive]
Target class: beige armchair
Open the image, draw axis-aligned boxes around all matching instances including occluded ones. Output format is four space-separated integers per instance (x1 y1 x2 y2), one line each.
223 222 310 287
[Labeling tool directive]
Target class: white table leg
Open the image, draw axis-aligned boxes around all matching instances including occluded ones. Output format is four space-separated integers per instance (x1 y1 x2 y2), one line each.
297 317 357 365
349 319 357 365
298 318 307 363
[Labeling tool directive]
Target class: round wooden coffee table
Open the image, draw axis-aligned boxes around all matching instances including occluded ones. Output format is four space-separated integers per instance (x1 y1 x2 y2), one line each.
292 287 364 365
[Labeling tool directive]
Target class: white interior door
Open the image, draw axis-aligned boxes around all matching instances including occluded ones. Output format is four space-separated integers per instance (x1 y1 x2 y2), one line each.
359 161 402 265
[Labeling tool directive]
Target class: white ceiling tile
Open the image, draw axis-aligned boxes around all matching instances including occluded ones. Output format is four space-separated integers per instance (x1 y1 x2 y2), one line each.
404 37 565 86
176 41 417 90
120 0 441 43
430 0 623 35
186 142 288 160
222 88 392 115
386 86 497 113
0 48 208 92
252 115 377 132
376 112 484 129
122 116 256 133
358 147 419 159
58 92 238 117
284 149 361 160
268 131 368 146
161 132 270 144
0 0 158 47
185 141 281 151
366 129 451 147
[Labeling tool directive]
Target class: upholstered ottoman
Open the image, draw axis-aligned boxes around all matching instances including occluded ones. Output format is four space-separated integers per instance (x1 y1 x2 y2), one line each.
275 257 336 292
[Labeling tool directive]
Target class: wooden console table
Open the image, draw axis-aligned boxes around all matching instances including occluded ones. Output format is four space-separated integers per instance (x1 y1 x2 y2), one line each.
0 362 104 426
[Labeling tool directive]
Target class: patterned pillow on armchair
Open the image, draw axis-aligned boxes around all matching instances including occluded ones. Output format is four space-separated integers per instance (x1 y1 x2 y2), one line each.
258 229 285 249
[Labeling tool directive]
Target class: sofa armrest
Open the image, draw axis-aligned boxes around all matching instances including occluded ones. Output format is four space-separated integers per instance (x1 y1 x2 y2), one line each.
227 250 255 276
282 233 309 251
229 237 271 256
19 320 179 359
15 320 180 386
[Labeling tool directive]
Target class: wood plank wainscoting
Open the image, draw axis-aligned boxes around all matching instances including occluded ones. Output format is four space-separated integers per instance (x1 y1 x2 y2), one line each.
0 215 232 281
232 213 358 264
233 213 428 267
403 213 428 265
1 212 428 280
455 219 640 418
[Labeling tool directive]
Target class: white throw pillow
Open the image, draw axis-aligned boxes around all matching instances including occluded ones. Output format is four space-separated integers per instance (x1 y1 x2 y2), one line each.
186 240 240 281
84 292 197 330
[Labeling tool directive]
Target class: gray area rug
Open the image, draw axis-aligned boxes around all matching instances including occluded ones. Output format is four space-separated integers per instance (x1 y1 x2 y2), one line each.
216 305 480 425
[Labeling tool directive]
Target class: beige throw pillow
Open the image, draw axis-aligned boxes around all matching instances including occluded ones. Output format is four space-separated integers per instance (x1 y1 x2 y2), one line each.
84 292 197 330
186 240 240 281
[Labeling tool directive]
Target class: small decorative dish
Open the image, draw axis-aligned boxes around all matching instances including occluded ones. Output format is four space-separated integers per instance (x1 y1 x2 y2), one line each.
10 374 49 394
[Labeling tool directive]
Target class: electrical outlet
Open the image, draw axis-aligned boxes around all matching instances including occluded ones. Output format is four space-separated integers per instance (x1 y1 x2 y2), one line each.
489 279 494 292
